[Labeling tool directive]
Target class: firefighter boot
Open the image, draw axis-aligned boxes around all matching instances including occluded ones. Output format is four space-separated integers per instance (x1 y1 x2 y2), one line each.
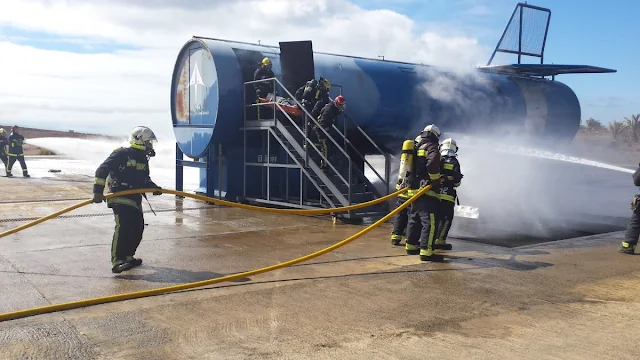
420 248 444 262
434 239 453 250
391 234 402 246
126 256 143 268
405 243 419 255
111 259 134 274
618 242 636 255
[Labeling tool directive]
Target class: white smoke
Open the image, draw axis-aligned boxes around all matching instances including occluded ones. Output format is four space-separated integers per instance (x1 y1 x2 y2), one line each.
25 136 201 191
375 67 638 243
410 66 517 138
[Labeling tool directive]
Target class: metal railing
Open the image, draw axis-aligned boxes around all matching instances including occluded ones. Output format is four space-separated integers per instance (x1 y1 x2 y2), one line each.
242 76 392 205
243 77 352 206
337 113 391 195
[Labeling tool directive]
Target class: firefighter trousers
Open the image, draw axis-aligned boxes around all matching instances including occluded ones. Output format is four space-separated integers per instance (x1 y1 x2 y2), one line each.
391 196 410 242
312 126 331 169
624 197 640 246
436 200 455 243
110 204 145 265
6 155 28 176
406 195 440 251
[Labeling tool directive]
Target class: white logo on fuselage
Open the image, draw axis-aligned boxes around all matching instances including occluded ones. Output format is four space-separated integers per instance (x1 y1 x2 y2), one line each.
189 63 205 100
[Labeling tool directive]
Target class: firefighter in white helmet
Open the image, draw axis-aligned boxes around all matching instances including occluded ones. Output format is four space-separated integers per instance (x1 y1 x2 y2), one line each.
404 124 445 262
434 137 463 250
92 126 163 273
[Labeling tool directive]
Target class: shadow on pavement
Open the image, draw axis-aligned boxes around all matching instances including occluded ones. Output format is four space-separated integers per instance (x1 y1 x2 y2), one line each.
115 266 251 284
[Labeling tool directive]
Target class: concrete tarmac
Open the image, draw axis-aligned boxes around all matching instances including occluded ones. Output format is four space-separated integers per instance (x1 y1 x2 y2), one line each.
1 175 639 360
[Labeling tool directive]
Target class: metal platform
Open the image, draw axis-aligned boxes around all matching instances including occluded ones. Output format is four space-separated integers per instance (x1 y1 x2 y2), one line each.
241 77 391 219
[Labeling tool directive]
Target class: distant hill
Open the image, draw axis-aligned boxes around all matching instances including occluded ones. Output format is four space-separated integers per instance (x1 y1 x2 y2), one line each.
0 125 123 155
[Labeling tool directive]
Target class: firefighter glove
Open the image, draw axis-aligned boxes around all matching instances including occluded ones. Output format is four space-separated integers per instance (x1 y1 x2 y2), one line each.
92 193 105 203
152 187 162 196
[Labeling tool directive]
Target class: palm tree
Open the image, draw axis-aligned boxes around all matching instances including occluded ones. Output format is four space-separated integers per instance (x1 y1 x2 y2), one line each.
584 118 603 132
624 114 640 142
608 120 628 141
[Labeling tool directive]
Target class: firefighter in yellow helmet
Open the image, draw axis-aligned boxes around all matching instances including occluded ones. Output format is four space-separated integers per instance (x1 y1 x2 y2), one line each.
295 77 332 119
434 137 463 250
254 57 275 99
390 135 422 246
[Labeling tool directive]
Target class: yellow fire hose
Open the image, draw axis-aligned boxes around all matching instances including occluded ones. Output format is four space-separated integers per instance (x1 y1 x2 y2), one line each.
0 187 407 239
0 185 427 322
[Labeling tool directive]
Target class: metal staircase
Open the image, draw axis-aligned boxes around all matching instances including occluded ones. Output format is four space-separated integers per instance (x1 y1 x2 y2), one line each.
241 77 391 219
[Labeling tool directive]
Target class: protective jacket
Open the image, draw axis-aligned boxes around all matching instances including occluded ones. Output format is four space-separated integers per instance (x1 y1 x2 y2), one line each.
439 155 463 203
0 132 7 155
93 146 160 210
253 66 275 96
317 102 341 129
407 137 441 197
8 132 25 156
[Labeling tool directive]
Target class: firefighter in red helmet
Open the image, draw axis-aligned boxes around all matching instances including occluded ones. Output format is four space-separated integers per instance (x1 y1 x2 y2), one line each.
313 95 346 171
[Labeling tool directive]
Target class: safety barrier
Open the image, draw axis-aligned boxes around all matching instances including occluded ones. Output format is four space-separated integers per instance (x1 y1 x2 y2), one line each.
0 185 428 322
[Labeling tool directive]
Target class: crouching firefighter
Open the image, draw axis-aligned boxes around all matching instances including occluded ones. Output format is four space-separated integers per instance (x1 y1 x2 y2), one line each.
390 136 421 246
404 124 444 262
295 77 331 119
435 138 463 251
619 162 640 254
92 126 162 273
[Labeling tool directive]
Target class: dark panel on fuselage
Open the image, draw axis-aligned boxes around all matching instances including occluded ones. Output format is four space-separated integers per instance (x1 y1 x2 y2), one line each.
279 41 315 95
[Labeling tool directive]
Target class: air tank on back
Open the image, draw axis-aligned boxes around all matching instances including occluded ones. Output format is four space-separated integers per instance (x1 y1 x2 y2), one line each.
170 36 582 199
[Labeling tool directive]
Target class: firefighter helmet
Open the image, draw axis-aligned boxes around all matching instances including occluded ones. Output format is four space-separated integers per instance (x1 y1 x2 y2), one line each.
0 128 4 134
319 77 331 90
129 126 158 155
440 138 458 157
421 124 440 140
261 57 272 68
334 95 346 110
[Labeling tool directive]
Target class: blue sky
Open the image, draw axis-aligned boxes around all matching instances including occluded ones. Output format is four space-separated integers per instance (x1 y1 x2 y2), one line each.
354 0 638 124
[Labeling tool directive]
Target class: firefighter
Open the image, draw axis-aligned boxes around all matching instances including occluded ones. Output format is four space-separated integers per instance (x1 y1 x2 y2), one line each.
404 124 443 262
619 162 640 254
0 128 8 173
6 125 29 178
390 135 421 246
314 95 345 171
92 126 162 273
253 57 275 120
254 57 275 99
295 77 331 119
435 138 463 251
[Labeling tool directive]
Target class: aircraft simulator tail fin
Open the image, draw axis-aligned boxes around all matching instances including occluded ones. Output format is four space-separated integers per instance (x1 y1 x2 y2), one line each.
478 2 616 78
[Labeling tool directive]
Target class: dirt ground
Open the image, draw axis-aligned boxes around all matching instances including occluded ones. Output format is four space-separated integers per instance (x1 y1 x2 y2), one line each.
0 125 119 155
571 129 640 166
